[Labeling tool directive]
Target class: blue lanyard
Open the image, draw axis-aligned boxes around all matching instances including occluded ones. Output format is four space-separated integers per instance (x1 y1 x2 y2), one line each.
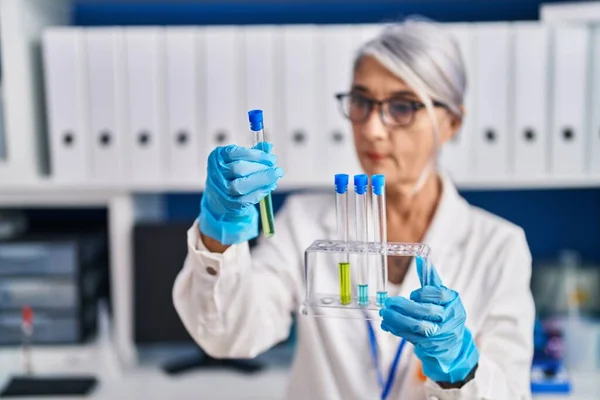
367 320 406 400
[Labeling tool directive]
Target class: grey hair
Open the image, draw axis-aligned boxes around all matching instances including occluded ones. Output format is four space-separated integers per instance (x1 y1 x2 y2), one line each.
354 19 467 117
354 18 467 192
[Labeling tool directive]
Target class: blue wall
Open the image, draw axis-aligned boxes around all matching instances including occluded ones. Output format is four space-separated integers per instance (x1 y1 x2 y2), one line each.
73 0 600 264
73 0 579 25
165 186 600 264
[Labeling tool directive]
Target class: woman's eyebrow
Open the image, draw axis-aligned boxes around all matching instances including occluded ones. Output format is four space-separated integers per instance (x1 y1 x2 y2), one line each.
350 84 370 93
389 90 418 98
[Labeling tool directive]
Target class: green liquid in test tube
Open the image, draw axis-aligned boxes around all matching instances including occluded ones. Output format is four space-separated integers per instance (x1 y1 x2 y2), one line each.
335 174 351 305
248 110 275 238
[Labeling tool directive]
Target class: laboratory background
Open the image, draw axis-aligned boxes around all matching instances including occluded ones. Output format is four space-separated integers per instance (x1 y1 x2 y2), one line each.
0 0 599 398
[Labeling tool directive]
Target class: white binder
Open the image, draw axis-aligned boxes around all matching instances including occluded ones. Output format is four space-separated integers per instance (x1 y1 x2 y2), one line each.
358 23 383 44
440 23 475 182
42 28 89 183
590 25 600 176
165 28 200 183
202 26 244 155
513 23 550 178
321 25 361 178
124 28 165 183
550 25 590 178
472 23 511 179
85 28 125 183
282 26 319 183
242 26 283 168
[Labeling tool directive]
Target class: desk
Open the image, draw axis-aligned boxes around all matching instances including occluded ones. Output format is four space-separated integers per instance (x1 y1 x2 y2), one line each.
1 339 599 400
0 338 288 400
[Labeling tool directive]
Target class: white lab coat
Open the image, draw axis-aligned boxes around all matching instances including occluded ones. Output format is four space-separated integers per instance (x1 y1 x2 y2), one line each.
173 174 535 400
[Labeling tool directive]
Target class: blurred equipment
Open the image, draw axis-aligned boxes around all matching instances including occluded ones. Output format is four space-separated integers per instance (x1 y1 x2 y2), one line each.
0 230 107 345
134 222 264 375
0 376 97 398
21 306 33 374
532 250 600 373
532 250 600 317
531 319 572 395
0 306 99 397
531 359 571 395
0 211 28 240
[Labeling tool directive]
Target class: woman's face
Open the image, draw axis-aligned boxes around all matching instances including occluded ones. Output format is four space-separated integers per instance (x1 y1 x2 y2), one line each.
351 56 460 194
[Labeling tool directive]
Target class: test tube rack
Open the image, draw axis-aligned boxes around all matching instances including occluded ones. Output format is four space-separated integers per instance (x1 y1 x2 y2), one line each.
301 239 431 320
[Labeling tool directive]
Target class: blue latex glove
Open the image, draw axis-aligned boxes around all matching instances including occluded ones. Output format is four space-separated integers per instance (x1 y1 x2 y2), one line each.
198 143 284 245
379 259 479 383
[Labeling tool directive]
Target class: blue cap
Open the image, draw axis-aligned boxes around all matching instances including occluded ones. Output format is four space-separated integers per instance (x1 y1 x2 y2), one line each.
372 174 385 195
354 174 368 195
334 174 349 194
248 109 264 131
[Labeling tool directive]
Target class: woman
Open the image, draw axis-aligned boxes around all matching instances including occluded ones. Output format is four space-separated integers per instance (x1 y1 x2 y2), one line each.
173 20 534 400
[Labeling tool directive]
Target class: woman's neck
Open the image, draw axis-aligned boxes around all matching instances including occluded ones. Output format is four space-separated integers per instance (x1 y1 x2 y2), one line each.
385 173 442 243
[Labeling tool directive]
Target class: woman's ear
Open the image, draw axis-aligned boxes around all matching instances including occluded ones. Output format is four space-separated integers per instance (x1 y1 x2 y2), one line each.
439 107 463 144
446 105 464 142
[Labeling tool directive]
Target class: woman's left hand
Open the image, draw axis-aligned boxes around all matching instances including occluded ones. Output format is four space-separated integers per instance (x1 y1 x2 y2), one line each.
379 261 479 385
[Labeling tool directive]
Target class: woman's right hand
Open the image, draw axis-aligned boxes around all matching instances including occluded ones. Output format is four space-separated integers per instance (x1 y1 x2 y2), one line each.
198 143 284 246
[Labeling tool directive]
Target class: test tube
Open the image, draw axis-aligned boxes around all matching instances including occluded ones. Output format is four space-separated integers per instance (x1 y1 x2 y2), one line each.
335 174 351 305
248 110 275 238
354 174 369 306
372 174 387 306
419 256 432 287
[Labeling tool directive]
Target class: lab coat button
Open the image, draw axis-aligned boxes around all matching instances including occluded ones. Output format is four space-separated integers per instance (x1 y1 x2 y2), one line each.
205 266 218 276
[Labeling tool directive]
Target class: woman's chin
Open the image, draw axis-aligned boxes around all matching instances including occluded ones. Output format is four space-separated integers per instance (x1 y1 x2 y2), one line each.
360 161 392 176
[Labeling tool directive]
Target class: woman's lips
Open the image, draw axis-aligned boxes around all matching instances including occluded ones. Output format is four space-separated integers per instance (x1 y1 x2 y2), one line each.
365 152 388 162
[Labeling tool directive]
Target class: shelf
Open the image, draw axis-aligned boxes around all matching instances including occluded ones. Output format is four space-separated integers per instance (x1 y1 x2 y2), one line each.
453 176 600 191
0 182 123 206
541 1 600 23
1 175 600 201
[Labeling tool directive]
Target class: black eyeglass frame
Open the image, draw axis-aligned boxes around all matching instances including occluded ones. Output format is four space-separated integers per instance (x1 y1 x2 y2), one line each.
334 92 449 127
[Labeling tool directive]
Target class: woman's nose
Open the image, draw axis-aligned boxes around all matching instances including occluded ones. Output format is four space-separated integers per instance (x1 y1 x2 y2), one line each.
360 108 388 140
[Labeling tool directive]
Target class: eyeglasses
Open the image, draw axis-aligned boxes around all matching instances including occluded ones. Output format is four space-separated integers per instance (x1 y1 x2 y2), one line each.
335 92 448 127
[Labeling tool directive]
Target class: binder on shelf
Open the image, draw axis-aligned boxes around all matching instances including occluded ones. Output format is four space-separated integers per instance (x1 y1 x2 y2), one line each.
321 25 361 178
84 28 125 183
472 23 511 179
550 25 590 178
590 25 600 176
513 23 550 178
0 83 5 161
42 28 89 183
165 28 201 183
202 26 244 158
358 23 383 44
281 26 319 183
124 28 165 183
440 23 475 182
242 26 284 170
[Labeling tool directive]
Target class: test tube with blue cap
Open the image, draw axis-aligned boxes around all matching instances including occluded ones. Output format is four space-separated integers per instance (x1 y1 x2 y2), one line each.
372 174 388 306
354 174 370 306
335 174 351 305
248 110 275 238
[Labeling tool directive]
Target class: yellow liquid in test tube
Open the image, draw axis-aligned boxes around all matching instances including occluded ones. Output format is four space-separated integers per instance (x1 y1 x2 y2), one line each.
339 262 352 305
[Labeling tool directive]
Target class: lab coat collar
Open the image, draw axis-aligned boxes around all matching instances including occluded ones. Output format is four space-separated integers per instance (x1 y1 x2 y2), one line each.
321 173 471 259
